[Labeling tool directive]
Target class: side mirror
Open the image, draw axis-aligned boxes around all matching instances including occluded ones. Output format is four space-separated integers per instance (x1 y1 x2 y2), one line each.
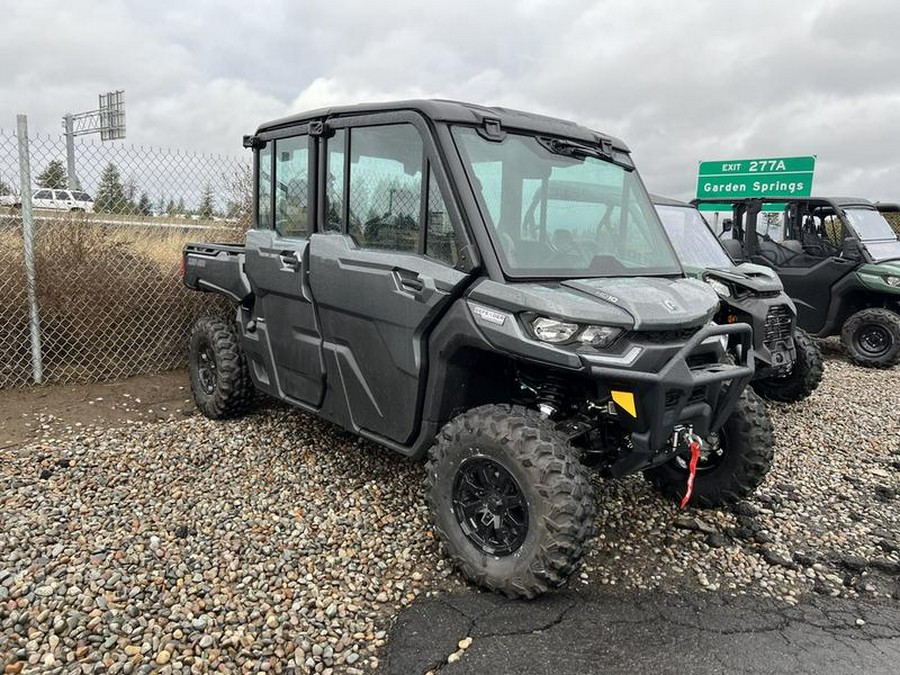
841 237 861 259
721 218 733 233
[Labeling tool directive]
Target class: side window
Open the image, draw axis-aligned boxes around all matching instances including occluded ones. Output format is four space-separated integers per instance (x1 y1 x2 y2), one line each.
274 135 309 238
257 143 272 229
324 129 345 232
54 190 70 200
425 169 458 266
34 189 51 199
348 124 422 252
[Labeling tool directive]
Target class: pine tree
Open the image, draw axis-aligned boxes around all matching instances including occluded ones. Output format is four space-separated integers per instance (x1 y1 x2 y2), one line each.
93 163 129 213
37 160 67 189
198 184 215 220
138 193 152 216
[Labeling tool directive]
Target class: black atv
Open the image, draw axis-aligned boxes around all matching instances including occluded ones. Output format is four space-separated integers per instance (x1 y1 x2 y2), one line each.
652 196 823 402
182 100 775 598
693 197 900 368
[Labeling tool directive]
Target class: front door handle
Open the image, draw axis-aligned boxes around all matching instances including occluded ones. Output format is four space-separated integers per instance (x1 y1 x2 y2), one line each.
400 276 425 292
395 269 426 294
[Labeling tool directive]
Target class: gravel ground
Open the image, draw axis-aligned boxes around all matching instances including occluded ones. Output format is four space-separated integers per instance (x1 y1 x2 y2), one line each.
1 341 898 673
583 341 900 602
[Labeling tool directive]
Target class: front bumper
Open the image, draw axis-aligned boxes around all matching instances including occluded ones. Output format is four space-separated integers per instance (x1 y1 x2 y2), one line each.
583 323 755 477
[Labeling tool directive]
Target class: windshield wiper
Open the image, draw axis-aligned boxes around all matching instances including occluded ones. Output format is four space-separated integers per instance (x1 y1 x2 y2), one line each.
537 137 634 171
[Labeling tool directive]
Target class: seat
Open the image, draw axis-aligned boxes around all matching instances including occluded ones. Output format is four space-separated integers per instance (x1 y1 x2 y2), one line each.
781 239 803 254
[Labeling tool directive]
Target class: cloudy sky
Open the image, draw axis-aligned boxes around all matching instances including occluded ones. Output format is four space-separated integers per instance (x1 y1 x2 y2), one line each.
3 0 899 200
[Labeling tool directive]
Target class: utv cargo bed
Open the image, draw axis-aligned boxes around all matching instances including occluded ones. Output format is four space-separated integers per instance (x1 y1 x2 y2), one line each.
182 242 249 303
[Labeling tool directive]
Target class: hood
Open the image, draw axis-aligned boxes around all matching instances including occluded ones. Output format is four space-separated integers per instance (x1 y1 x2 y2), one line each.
857 262 900 294
705 263 785 294
467 276 719 331
865 260 900 276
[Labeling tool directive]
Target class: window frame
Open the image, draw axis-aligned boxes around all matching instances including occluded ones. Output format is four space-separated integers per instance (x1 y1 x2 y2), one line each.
254 123 314 238
316 111 470 266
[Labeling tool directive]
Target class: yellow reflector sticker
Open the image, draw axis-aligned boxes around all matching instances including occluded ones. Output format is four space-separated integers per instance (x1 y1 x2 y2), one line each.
611 391 637 418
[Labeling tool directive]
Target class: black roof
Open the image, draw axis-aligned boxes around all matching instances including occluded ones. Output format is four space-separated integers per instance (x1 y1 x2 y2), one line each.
649 194 692 208
256 99 630 152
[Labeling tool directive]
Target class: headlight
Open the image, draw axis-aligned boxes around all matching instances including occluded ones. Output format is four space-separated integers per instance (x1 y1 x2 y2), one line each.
887 276 900 287
530 317 623 348
532 317 579 343
579 325 623 348
705 277 732 298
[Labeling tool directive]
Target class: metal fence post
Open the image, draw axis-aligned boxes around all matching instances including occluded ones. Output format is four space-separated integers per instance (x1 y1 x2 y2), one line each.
16 114 44 384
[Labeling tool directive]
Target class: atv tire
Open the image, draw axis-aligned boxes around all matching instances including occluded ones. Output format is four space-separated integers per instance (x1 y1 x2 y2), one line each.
188 316 253 419
841 308 900 368
644 388 775 507
425 404 595 598
752 329 823 402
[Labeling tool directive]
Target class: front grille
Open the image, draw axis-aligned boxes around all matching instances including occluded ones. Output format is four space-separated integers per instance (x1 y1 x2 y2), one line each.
763 305 793 348
664 387 706 409
631 326 701 344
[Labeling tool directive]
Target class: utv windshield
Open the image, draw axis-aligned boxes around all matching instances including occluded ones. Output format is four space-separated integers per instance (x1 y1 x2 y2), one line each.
844 208 900 262
655 204 734 269
452 127 681 278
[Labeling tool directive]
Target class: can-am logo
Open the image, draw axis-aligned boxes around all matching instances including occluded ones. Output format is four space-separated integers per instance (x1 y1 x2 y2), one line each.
664 300 680 313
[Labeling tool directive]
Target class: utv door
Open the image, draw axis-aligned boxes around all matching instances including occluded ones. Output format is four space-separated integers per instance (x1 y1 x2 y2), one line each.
309 119 470 445
243 130 325 406
772 257 857 334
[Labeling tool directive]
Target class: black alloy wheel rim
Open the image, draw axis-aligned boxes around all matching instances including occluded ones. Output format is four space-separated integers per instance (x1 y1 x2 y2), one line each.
855 324 893 358
452 456 529 556
197 343 218 394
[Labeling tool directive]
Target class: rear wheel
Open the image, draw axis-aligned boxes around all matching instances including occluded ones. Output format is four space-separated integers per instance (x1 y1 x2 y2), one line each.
841 308 900 368
752 329 823 402
644 388 775 507
188 316 253 419
425 404 595 598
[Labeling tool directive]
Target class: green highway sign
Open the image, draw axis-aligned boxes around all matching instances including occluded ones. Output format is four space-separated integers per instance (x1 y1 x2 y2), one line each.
696 155 815 211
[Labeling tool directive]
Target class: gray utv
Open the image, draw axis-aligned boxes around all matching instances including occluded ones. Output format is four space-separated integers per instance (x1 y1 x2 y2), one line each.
652 195 823 402
182 100 774 598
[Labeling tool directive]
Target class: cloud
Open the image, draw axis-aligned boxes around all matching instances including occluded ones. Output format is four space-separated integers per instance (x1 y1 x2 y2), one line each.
2 0 899 201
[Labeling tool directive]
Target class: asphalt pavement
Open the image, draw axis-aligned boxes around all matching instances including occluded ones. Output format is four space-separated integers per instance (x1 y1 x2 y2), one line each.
381 589 900 674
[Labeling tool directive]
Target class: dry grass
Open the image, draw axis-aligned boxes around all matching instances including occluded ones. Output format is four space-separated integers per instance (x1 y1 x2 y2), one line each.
0 216 234 388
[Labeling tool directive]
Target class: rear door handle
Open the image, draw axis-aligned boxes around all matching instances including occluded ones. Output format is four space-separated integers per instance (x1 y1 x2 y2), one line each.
279 251 301 271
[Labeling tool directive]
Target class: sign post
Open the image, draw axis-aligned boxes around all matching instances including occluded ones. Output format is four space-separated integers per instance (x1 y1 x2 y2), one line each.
62 90 126 190
696 155 815 211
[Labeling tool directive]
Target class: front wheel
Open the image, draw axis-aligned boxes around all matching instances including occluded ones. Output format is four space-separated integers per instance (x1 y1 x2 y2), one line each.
644 388 775 507
425 404 595 598
752 329 824 402
841 308 900 368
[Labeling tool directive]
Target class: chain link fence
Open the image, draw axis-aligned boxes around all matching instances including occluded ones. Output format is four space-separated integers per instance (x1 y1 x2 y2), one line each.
0 123 249 389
